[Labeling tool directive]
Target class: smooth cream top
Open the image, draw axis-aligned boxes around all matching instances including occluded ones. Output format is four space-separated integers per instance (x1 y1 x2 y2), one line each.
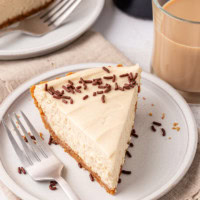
34 65 142 158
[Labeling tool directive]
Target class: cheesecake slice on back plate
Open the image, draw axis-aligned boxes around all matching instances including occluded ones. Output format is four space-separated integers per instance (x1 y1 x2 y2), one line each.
0 0 54 29
31 65 142 194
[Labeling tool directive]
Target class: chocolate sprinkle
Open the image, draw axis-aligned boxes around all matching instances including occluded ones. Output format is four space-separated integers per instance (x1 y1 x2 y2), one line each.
128 76 131 83
103 76 113 80
45 84 48 91
134 73 138 80
101 95 106 103
53 95 61 99
118 86 124 91
54 90 62 96
18 167 22 174
75 88 81 93
89 174 95 182
68 80 74 85
70 98 74 104
130 82 136 88
30 135 36 140
132 133 138 138
151 125 156 132
50 183 56 187
122 170 131 175
131 129 136 135
49 185 57 190
118 178 121 183
50 181 57 185
80 77 84 83
106 83 111 88
112 74 116 82
61 90 64 95
52 140 58 145
131 129 138 138
62 99 68 104
161 128 166 136
92 80 98 86
120 73 129 77
48 90 54 95
115 83 119 90
83 95 89 100
78 163 82 168
62 85 70 92
21 167 26 174
104 88 111 93
123 84 131 90
83 83 87 90
84 80 92 84
98 85 106 89
76 86 82 89
48 136 53 145
48 86 55 95
97 91 104 94
126 150 132 158
153 121 162 126
138 85 141 93
23 136 28 143
102 66 110 73
93 92 97 96
129 72 133 80
62 96 71 99
129 142 134 147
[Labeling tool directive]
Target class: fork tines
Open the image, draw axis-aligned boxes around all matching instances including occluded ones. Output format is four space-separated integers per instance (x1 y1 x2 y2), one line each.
2 111 51 167
40 0 82 27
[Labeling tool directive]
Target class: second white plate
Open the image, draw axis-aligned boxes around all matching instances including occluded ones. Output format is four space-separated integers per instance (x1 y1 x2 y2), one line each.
0 0 105 60
0 63 198 200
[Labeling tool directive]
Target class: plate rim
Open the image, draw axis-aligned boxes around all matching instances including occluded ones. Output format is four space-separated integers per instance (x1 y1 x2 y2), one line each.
0 63 198 200
0 0 105 60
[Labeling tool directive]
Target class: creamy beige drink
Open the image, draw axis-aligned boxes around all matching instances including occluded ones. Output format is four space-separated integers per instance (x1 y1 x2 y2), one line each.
152 0 200 95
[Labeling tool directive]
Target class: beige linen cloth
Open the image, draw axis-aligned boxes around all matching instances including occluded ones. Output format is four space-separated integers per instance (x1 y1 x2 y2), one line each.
0 31 199 200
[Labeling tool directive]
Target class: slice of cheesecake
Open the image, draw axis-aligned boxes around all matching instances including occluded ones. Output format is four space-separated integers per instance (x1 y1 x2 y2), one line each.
0 0 54 29
30 65 142 194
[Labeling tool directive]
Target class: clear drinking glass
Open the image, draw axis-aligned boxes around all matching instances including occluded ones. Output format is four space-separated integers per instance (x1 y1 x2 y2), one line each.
151 0 200 103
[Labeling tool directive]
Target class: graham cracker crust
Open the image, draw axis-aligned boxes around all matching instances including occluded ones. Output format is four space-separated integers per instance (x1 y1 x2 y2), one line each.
0 0 54 29
30 83 139 195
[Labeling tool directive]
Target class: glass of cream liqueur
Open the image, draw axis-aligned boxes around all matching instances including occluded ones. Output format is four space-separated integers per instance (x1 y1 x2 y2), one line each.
152 0 200 103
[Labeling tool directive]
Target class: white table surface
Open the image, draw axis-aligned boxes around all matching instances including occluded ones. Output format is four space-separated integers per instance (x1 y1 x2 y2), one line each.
93 0 153 73
0 1 199 199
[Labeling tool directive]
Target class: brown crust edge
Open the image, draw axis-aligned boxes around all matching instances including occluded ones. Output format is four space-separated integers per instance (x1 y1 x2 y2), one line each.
30 85 116 195
0 0 54 29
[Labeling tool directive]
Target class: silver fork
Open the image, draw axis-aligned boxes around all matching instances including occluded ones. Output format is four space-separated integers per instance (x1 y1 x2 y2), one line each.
0 0 82 37
2 111 80 200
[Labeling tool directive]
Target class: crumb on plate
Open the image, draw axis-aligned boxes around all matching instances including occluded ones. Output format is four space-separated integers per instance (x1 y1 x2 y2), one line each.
40 132 44 140
161 113 165 120
173 122 178 127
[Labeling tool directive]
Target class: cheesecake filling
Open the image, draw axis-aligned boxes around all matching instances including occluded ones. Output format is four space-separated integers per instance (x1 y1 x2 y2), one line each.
33 65 141 190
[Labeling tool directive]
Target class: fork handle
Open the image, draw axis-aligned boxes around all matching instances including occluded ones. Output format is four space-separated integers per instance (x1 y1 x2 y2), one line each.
0 27 19 37
56 176 80 200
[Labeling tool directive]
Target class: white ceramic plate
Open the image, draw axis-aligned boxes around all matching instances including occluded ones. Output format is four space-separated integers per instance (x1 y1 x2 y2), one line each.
0 0 105 60
0 63 197 200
